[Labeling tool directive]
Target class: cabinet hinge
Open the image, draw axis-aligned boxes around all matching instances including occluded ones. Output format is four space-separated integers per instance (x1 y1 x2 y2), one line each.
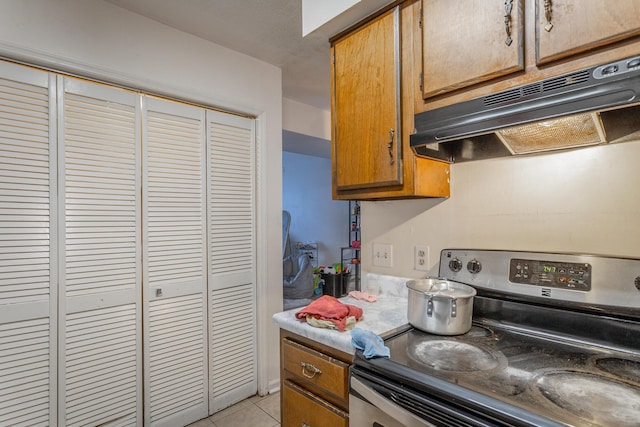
419 7 423 28
419 72 423 93
332 52 335 64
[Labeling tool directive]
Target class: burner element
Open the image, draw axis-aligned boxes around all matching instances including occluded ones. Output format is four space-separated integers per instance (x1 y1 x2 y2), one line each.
536 371 640 427
410 340 500 372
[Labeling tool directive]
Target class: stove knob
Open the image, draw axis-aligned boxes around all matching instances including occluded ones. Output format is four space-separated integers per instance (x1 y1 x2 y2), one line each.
467 259 482 274
448 258 463 272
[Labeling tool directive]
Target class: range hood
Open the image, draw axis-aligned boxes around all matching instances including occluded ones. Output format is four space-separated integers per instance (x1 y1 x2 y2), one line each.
411 55 640 163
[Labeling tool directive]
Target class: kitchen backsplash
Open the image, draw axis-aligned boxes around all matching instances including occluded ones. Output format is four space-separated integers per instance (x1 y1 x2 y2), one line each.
361 139 640 279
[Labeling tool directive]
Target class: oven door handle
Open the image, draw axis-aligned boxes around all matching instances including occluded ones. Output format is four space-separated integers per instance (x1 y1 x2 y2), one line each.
351 376 434 427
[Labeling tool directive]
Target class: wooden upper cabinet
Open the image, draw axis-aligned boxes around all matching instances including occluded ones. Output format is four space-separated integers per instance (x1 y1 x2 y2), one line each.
419 0 640 103
332 6 402 191
536 0 640 64
421 0 525 98
330 1 450 200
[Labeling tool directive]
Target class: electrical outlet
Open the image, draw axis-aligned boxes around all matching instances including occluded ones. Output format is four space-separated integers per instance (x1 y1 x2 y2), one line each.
415 245 430 271
373 243 393 267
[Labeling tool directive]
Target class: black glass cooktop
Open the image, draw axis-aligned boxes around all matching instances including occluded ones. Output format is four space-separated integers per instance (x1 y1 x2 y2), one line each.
382 324 640 427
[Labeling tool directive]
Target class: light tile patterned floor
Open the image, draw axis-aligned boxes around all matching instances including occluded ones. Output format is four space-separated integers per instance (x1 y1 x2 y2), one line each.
187 392 280 427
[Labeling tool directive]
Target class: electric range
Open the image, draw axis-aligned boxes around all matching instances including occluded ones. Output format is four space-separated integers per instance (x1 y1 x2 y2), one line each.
350 249 640 427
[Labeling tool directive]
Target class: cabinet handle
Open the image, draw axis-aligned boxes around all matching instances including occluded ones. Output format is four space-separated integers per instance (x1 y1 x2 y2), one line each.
387 128 395 165
300 361 322 378
543 0 553 32
302 424 310 427
504 0 513 46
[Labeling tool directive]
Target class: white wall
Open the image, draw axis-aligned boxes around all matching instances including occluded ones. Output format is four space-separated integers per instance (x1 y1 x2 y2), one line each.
283 98 331 141
283 152 348 267
361 141 640 283
302 0 360 36
0 0 283 394
282 99 332 157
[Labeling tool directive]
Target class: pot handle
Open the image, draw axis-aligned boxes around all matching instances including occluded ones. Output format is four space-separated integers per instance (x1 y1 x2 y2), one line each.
427 278 450 292
427 295 458 317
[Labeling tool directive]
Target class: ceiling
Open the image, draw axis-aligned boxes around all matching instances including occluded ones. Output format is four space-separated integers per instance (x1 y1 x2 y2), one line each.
105 0 392 112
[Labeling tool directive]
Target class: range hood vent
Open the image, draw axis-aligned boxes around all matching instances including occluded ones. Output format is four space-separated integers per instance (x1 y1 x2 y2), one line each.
483 69 592 107
411 56 640 163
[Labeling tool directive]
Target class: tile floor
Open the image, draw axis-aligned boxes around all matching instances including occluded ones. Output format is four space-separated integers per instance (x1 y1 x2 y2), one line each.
187 392 281 427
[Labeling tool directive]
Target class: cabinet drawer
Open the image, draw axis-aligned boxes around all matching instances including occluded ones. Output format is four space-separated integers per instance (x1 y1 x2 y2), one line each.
283 338 349 400
283 380 348 427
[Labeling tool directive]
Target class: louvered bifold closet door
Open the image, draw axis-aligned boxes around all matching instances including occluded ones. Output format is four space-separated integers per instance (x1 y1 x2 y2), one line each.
207 110 257 413
0 61 57 426
142 96 208 427
59 77 141 427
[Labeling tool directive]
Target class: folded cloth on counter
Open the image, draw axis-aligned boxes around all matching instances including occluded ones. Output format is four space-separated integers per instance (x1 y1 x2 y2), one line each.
306 315 358 331
350 328 390 359
348 290 377 302
295 295 363 332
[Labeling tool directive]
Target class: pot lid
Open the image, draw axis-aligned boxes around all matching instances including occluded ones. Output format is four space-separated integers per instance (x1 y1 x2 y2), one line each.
406 278 477 298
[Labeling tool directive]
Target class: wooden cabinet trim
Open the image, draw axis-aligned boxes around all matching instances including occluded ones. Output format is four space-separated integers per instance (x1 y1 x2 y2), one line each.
330 0 407 44
280 330 353 363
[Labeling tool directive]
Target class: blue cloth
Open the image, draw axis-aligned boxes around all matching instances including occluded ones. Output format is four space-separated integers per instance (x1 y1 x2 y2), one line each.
350 328 390 359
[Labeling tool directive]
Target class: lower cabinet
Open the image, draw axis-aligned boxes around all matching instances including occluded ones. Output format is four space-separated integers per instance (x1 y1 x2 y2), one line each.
283 381 348 427
280 330 353 426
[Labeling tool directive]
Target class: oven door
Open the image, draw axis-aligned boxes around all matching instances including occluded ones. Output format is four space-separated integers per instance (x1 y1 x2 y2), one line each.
350 366 526 427
350 374 433 427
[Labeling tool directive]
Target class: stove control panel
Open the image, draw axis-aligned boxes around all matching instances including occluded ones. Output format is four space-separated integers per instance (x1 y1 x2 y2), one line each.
440 249 640 308
509 258 592 291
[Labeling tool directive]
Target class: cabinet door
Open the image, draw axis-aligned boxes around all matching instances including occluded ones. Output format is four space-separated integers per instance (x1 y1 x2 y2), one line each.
536 0 640 64
333 7 403 190
0 61 56 426
421 0 524 98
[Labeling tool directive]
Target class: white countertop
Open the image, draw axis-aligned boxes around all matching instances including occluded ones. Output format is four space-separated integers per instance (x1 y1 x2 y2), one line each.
272 273 412 354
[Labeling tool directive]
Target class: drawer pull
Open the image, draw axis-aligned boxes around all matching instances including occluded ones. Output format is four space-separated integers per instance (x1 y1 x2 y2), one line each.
302 424 310 427
300 361 322 378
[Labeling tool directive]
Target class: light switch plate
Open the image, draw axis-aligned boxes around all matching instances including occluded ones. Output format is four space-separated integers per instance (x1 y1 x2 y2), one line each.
373 243 393 267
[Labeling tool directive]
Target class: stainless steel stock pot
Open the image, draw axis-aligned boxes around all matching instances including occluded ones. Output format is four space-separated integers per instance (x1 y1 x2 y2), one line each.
406 278 476 335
